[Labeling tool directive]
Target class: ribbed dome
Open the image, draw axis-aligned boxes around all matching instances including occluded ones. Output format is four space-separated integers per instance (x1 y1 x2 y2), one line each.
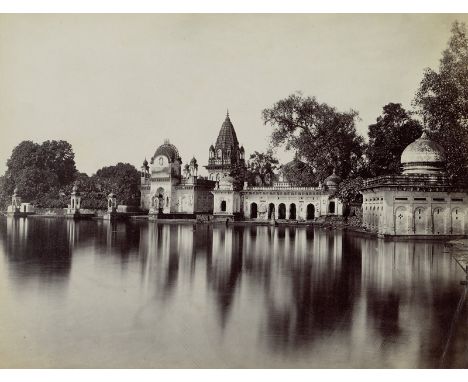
153 140 180 163
401 131 445 174
215 112 239 149
325 169 341 187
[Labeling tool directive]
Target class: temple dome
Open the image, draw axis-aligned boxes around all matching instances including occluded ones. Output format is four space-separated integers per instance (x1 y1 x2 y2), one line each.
215 112 239 149
400 130 446 174
153 140 180 163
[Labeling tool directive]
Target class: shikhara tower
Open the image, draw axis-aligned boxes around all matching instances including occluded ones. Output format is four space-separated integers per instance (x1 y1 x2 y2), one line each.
205 111 245 182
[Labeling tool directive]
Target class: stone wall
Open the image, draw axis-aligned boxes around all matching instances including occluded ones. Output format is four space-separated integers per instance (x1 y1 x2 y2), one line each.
362 189 468 236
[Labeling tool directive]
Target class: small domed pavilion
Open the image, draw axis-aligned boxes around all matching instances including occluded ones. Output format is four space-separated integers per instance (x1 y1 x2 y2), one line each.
361 130 467 237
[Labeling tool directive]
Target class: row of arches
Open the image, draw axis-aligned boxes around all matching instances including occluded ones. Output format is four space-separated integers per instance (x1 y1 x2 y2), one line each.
249 203 317 220
209 149 245 160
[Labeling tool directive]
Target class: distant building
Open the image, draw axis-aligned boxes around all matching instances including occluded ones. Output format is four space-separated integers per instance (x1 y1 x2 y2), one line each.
139 112 343 221
361 130 468 237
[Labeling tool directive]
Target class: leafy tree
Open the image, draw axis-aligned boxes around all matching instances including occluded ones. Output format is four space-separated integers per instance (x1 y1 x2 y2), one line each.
92 163 141 206
333 176 364 205
246 150 279 186
413 21 468 182
1 139 78 207
366 103 422 177
229 164 247 191
262 92 365 182
38 140 77 186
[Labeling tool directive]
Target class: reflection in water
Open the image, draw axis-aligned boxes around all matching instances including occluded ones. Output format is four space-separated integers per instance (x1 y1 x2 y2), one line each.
0 217 467 368
2 218 72 284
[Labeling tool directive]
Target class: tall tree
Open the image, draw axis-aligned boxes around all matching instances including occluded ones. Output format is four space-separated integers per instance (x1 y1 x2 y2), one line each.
413 21 468 182
366 103 422 177
262 92 365 182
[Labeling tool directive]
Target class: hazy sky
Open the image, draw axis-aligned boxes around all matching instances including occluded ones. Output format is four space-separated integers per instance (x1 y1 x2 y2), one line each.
1 14 467 176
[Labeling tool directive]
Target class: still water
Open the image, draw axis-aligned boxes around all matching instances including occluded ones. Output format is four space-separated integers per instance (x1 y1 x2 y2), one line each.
0 217 467 368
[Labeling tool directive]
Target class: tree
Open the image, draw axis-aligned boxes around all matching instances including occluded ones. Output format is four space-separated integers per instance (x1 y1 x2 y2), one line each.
246 150 279 186
92 163 141 206
333 176 364 205
1 140 78 207
413 21 468 182
262 92 365 182
229 164 247 191
366 103 422 177
38 140 77 186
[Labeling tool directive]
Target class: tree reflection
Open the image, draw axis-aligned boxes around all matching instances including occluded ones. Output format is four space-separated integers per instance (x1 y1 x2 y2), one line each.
2 217 72 283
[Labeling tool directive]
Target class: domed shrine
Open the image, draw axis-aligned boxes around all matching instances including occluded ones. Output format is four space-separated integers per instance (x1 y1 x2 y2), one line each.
139 139 216 216
361 130 467 237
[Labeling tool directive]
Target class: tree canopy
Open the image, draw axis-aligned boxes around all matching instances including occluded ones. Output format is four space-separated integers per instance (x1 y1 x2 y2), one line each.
1 140 77 208
413 21 468 182
92 163 141 207
366 103 422 177
0 141 140 210
262 93 365 183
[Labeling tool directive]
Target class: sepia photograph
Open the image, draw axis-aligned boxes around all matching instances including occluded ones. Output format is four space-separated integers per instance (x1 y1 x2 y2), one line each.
0 5 468 372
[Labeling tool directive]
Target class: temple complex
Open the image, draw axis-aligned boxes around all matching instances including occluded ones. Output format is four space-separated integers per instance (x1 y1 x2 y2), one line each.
361 130 468 237
140 112 344 222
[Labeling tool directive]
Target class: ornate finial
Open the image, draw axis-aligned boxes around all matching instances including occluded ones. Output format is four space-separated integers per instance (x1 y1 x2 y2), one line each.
13 186 18 195
164 138 170 144
226 109 229 118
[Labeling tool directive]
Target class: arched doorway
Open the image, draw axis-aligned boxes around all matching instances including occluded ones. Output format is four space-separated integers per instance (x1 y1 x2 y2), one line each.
220 200 226 212
289 203 296 220
250 202 258 219
306 204 315 220
328 201 336 214
268 203 275 220
278 203 286 219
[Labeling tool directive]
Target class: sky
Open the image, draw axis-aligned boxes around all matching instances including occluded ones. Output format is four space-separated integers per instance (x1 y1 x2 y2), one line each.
0 14 467 177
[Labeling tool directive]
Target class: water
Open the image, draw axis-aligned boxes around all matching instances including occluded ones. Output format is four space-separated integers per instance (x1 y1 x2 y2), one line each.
0 217 467 368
